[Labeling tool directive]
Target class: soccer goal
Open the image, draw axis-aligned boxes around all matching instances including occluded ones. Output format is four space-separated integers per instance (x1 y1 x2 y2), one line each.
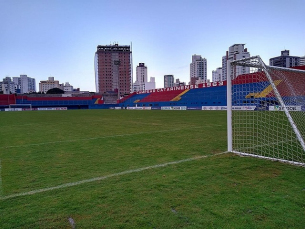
9 104 32 111
227 56 305 166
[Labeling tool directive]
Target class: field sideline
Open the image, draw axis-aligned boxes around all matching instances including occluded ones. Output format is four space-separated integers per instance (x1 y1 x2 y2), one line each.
0 110 304 228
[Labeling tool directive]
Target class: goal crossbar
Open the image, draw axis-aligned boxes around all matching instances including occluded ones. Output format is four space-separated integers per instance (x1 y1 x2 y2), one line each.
9 104 32 111
231 56 305 73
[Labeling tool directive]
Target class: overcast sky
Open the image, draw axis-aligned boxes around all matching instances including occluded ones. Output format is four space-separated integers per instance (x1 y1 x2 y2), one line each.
1 0 304 91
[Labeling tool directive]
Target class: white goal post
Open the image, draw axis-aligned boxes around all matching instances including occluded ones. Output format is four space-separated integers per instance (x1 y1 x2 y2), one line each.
9 104 32 111
227 56 305 166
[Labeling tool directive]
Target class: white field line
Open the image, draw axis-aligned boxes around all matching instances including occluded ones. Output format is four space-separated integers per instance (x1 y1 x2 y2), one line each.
0 152 228 200
232 151 305 167
1 125 221 149
1 123 36 128
235 140 292 151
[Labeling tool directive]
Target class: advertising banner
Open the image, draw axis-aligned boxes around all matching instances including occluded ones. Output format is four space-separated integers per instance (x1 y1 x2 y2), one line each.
127 107 152 110
37 107 67 111
161 106 187 110
202 106 227 110
201 106 256 111
5 108 22 111
269 106 302 111
187 107 202 110
232 106 256 111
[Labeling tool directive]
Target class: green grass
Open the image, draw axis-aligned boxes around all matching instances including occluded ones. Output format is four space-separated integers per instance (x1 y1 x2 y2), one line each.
0 110 304 228
232 111 305 163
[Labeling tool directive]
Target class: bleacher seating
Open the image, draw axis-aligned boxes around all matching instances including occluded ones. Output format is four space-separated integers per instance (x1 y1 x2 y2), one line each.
139 90 184 103
118 86 228 108
178 87 227 106
0 94 16 106
121 93 150 106
266 71 305 97
117 92 137 103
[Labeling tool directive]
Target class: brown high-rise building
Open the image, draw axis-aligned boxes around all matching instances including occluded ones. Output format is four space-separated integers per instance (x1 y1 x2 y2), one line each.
95 44 132 97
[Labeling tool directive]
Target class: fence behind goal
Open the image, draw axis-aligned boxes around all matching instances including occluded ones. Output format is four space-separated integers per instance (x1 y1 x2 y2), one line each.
227 56 305 166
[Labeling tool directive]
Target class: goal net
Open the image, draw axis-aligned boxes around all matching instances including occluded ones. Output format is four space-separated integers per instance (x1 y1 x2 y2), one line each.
227 56 305 166
9 104 32 111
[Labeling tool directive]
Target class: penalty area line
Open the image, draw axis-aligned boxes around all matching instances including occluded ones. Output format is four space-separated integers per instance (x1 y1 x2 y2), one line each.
0 152 228 201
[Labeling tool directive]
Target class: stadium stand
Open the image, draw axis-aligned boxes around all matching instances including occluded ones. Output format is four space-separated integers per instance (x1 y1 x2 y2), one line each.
119 93 150 106
13 95 105 109
0 94 15 106
139 90 184 103
178 87 227 106
1 65 303 110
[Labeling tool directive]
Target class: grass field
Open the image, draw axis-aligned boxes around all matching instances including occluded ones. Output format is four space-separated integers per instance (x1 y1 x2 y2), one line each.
232 111 305 164
0 110 304 228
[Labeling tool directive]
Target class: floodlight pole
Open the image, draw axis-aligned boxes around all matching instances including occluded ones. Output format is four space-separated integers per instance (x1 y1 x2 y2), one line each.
227 60 232 152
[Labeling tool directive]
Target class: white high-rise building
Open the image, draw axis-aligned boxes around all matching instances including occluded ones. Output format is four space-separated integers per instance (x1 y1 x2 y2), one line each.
1 77 15 94
212 67 222 82
21 75 36 93
164 75 174 88
63 82 73 92
134 63 147 91
270 50 301 68
222 44 250 80
21 75 29 93
136 63 147 85
12 75 36 93
133 63 155 91
190 55 207 84
222 56 228 81
12 77 20 86
300 56 305 66
144 77 156 91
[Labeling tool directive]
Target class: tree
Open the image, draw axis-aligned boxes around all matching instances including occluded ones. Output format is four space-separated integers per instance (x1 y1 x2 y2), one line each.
46 88 64 94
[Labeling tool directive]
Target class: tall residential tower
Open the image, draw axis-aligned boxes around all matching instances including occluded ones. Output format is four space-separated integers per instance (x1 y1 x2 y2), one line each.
269 50 300 68
134 63 147 91
164 75 174 88
300 56 305 66
190 55 207 84
212 67 222 82
222 44 250 80
133 63 155 92
12 75 36 93
95 44 132 97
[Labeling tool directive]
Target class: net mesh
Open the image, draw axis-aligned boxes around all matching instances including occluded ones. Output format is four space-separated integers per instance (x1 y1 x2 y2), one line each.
230 56 305 165
9 104 32 111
